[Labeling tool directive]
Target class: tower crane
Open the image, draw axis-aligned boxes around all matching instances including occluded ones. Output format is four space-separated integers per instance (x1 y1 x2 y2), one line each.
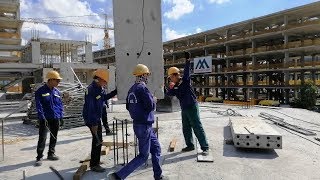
21 15 114 49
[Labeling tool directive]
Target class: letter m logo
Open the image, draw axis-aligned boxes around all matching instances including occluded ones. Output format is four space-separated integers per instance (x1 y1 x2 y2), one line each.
196 59 209 70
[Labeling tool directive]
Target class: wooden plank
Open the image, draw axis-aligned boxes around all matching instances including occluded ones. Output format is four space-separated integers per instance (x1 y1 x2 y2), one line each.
102 141 129 147
197 146 214 163
73 155 90 180
100 146 110 155
169 138 177 152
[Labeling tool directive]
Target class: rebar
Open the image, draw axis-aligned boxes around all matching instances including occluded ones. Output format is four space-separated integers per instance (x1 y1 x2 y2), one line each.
116 119 119 164
113 121 116 165
125 119 128 164
122 120 125 165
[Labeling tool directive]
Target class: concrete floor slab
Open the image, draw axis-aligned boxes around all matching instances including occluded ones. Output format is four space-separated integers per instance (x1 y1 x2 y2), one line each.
1 103 320 180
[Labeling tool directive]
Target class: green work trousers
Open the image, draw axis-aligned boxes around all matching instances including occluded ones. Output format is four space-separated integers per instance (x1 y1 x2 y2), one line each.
181 104 209 151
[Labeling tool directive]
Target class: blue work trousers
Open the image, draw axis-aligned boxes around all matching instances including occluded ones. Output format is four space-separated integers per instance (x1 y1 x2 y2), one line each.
117 124 162 179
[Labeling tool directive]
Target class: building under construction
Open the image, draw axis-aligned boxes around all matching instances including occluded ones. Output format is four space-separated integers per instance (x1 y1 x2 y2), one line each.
94 1 320 104
0 0 108 98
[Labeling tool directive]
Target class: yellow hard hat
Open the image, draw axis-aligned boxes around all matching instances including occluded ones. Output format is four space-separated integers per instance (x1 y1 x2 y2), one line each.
46 70 62 80
133 64 150 76
168 67 180 76
93 69 109 82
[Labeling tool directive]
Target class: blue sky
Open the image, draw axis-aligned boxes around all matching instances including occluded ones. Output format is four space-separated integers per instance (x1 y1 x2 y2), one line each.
20 0 319 49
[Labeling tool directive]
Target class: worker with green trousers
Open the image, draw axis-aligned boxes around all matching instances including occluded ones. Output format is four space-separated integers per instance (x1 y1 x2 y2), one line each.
166 52 209 155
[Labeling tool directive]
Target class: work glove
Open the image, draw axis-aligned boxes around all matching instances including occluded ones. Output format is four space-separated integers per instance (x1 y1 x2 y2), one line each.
59 118 64 127
184 51 191 61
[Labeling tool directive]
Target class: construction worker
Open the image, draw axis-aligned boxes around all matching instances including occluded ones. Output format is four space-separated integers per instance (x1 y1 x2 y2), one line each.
166 52 209 155
109 64 167 180
34 70 64 166
82 69 117 172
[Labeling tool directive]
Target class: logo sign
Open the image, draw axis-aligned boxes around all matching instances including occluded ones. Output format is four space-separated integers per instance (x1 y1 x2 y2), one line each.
193 56 212 73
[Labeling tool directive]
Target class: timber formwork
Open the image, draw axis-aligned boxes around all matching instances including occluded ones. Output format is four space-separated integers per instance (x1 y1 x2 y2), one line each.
93 1 320 104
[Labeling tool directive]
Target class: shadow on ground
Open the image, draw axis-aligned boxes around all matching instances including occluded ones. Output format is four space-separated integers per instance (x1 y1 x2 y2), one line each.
20 136 92 151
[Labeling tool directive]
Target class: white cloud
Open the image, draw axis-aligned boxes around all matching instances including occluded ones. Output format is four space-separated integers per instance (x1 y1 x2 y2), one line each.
165 27 205 41
196 27 202 33
208 0 230 4
20 0 111 49
165 27 190 41
163 0 194 20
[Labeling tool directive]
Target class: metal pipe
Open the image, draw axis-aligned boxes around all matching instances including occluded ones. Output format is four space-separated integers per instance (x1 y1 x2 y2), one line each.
2 120 4 161
116 119 118 164
113 121 116 165
134 134 137 158
122 120 125 165
125 119 128 164
156 117 159 138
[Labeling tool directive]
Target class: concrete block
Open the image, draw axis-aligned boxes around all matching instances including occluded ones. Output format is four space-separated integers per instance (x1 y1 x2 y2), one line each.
113 0 164 100
230 117 282 149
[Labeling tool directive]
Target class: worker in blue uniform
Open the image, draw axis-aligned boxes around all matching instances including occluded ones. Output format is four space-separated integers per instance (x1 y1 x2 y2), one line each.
82 69 117 172
35 70 64 166
166 52 209 155
109 64 167 180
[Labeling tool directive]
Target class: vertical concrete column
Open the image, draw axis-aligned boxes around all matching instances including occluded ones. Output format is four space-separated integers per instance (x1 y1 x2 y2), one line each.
204 48 208 56
71 49 78 62
173 42 176 51
172 54 176 64
284 15 289 28
252 55 259 99
301 54 305 84
204 35 208 45
226 29 230 41
251 22 256 35
284 52 290 86
85 43 93 63
284 89 290 104
31 41 41 64
60 63 74 83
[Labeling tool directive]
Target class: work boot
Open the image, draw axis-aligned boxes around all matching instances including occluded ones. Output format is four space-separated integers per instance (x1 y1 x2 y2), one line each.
108 172 121 180
155 175 169 180
90 165 106 172
181 146 195 152
35 158 43 166
202 149 209 156
47 154 59 161
106 130 115 136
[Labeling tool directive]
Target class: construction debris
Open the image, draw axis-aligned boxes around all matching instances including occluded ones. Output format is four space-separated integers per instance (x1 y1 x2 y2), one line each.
169 138 177 152
230 117 282 149
49 166 64 180
259 112 317 136
211 109 242 116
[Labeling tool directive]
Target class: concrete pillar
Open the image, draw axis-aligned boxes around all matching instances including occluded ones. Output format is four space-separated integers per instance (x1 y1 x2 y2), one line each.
204 35 208 44
85 43 93 63
284 52 290 86
251 22 256 35
301 55 305 84
172 54 176 64
204 48 208 56
71 49 78 62
284 15 289 27
31 41 41 64
226 29 230 41
284 89 290 104
59 63 74 83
